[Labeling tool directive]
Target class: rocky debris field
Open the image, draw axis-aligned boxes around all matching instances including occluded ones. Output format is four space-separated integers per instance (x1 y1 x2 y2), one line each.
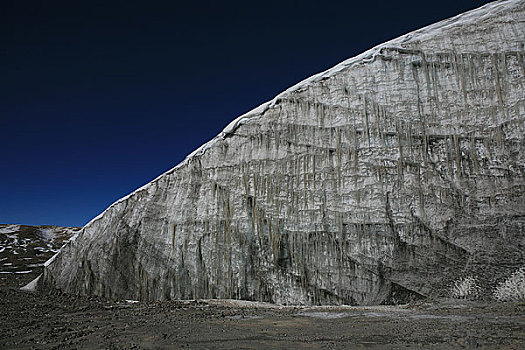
1 225 524 349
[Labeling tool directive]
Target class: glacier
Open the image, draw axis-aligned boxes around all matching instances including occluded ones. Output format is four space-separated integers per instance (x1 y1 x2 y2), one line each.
33 0 525 305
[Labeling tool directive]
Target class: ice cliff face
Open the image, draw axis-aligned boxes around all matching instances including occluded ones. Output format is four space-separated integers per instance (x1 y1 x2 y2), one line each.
39 0 525 305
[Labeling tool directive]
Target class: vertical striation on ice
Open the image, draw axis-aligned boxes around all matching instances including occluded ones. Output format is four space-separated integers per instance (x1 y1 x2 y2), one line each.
36 0 525 305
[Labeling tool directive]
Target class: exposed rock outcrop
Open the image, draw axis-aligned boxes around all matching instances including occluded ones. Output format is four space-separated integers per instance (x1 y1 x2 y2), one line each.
36 0 525 305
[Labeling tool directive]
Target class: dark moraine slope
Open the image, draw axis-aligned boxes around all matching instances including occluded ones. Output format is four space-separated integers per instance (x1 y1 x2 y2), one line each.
0 224 79 288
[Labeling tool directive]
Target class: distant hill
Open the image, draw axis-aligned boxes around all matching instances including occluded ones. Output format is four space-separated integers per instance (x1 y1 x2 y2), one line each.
0 224 80 288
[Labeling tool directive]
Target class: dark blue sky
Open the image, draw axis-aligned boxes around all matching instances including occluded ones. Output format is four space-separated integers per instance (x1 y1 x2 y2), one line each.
1 0 490 227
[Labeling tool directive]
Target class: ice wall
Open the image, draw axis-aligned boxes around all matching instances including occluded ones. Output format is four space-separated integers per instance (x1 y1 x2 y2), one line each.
40 0 525 305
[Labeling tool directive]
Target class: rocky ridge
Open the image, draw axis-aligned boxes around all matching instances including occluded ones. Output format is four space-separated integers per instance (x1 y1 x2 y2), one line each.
36 0 525 305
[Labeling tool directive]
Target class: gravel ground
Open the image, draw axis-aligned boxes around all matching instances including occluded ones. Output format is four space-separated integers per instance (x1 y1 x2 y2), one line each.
1 226 524 349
